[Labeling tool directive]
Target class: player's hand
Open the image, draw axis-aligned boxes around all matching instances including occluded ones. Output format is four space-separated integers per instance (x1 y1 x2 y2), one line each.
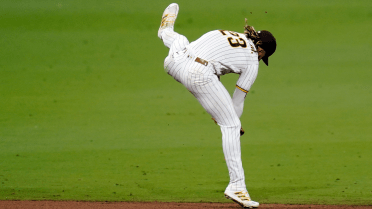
240 127 245 136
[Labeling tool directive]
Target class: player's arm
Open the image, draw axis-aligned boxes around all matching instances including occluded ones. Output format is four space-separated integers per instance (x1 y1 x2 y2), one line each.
232 87 247 118
233 64 259 117
231 87 247 136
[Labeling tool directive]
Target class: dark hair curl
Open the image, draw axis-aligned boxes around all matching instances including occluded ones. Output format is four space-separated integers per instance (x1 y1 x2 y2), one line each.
243 18 262 51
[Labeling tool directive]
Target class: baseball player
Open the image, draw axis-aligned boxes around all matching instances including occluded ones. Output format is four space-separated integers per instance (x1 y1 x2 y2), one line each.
158 3 276 208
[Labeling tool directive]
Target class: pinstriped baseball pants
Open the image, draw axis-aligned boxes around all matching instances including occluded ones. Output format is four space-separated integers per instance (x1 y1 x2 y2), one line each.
161 29 247 192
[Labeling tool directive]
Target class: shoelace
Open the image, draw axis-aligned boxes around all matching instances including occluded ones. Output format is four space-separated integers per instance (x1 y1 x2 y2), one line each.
234 191 252 201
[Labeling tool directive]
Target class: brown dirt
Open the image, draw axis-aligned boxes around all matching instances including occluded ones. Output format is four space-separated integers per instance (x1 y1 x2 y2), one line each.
0 201 371 209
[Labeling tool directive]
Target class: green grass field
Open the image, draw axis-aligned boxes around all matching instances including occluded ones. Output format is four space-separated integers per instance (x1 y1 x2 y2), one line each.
1 0 371 205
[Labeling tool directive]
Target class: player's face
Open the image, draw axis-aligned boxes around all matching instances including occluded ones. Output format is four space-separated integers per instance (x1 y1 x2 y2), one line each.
257 47 266 61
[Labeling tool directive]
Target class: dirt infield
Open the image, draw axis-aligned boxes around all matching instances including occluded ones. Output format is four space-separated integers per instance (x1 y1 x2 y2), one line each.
0 201 371 209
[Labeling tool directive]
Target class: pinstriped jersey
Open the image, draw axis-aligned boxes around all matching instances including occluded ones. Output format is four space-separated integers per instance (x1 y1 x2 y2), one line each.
187 30 259 93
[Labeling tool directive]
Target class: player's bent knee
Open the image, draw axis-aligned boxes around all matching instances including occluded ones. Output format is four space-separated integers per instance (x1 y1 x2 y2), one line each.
219 121 241 130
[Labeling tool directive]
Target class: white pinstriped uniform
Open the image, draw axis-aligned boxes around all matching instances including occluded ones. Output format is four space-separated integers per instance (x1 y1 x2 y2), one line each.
161 28 258 193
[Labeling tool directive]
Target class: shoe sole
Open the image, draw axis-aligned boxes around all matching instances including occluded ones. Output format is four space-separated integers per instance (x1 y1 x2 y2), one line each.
225 194 258 208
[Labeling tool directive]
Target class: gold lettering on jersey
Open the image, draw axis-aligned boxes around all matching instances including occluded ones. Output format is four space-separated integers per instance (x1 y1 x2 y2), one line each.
219 30 247 48
228 31 239 37
219 30 227 35
228 37 247 48
228 37 240 47
238 38 247 48
219 30 239 37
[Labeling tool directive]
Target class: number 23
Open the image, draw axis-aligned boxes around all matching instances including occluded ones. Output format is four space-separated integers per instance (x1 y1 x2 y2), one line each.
219 30 247 48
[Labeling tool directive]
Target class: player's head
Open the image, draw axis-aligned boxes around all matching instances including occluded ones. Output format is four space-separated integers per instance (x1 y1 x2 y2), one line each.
243 18 277 66
257 30 276 66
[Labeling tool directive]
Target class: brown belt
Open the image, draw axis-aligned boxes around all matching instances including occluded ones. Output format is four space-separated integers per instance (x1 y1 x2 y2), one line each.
195 57 208 66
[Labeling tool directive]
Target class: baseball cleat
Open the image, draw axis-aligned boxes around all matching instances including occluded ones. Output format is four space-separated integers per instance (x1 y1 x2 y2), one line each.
158 3 179 39
224 190 259 208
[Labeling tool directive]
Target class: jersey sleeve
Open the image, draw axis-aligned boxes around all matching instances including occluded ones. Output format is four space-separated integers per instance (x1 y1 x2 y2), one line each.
235 64 258 93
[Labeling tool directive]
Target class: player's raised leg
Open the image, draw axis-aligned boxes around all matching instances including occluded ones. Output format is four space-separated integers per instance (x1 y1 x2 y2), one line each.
157 3 189 54
158 3 179 40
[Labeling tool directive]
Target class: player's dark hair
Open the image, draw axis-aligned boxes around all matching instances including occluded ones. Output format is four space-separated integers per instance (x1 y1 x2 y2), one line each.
243 18 262 52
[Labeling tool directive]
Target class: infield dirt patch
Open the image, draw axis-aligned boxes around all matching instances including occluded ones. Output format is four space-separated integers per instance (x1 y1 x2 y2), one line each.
0 201 371 209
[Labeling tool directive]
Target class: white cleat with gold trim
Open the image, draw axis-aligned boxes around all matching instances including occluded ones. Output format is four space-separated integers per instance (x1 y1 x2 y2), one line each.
157 3 179 39
224 190 259 208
